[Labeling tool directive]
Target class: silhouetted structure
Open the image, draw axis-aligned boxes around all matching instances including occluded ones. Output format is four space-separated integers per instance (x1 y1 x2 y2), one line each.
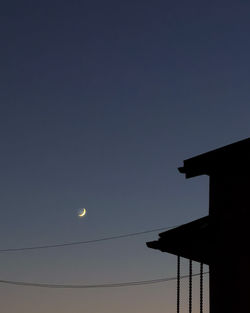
147 138 250 313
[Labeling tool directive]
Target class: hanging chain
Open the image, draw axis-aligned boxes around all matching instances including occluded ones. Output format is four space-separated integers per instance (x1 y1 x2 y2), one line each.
177 256 180 313
189 259 192 313
200 263 203 313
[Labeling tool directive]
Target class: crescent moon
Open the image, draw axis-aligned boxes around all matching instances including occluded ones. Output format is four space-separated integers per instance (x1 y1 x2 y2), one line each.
78 208 86 217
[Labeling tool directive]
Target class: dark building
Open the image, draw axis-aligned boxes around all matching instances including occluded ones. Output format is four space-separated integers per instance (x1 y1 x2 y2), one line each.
147 138 250 313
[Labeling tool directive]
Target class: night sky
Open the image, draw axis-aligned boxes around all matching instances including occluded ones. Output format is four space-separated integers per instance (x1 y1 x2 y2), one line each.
1 1 250 312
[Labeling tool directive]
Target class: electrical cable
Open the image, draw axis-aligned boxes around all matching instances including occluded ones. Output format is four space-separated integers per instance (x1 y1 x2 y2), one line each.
0 272 209 289
0 225 179 253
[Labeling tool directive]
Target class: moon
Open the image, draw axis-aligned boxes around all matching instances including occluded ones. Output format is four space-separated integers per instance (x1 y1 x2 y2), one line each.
78 208 86 217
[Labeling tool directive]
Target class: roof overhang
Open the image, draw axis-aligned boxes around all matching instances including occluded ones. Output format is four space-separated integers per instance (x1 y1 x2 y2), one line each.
178 138 250 178
146 216 211 264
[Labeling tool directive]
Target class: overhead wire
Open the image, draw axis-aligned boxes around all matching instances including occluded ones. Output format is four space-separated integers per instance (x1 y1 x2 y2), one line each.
0 223 210 290
0 224 179 253
0 272 209 289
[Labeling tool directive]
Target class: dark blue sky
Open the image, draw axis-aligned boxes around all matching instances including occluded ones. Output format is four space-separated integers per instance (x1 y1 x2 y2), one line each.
0 1 249 312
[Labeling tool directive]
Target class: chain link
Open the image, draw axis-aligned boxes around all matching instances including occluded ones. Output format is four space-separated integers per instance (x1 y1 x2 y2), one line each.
200 263 203 313
177 256 180 313
189 259 192 313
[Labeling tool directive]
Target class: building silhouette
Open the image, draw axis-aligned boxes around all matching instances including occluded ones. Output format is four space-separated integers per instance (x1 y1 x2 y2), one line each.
147 138 250 313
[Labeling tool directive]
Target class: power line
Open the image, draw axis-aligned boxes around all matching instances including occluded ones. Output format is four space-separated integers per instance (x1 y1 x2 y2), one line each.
0 225 179 253
0 272 209 289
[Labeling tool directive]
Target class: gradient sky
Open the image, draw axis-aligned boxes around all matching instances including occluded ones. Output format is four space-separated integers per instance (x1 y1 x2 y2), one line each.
1 1 250 312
